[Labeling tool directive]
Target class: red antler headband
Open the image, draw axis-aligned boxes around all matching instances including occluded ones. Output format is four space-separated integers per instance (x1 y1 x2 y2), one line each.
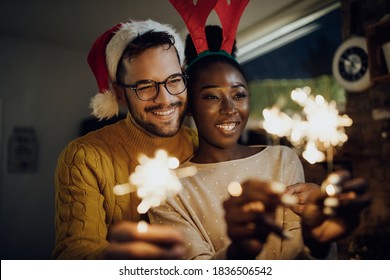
214 0 249 53
170 0 249 55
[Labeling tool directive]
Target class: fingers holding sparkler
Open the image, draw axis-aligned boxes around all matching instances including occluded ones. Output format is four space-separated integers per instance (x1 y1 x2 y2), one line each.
224 179 297 259
113 148 198 259
320 170 371 217
285 182 318 215
105 221 186 260
225 180 294 241
301 170 371 244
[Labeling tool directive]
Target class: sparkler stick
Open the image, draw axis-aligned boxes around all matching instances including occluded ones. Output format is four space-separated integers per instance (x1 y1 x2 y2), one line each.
326 146 334 174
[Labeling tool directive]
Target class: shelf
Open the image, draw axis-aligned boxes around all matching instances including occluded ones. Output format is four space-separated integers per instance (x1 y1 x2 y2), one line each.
365 18 390 83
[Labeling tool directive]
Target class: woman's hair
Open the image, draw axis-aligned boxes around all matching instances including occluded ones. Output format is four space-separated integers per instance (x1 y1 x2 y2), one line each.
184 25 248 101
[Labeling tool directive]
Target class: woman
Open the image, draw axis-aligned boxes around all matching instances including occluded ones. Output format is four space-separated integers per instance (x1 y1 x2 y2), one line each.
149 26 369 260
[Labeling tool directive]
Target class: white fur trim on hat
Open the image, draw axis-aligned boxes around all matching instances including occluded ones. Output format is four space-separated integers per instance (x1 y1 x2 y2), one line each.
90 89 119 120
106 19 185 83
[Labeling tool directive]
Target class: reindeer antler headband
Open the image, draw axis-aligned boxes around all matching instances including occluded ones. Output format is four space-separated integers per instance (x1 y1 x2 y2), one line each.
170 0 249 68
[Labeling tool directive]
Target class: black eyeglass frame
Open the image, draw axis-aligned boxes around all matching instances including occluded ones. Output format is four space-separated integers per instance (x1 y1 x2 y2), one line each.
117 72 189 101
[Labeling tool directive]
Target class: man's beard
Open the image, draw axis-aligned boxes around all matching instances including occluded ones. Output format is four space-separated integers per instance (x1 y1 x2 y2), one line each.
133 101 187 137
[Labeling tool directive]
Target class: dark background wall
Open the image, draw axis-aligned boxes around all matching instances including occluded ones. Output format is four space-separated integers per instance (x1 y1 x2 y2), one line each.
283 0 390 259
244 0 390 259
242 8 342 79
336 0 390 259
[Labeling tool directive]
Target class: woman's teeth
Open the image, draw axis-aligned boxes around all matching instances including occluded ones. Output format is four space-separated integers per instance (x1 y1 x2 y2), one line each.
216 123 237 131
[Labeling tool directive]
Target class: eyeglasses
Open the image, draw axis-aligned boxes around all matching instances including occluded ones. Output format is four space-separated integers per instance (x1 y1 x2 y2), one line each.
117 72 188 101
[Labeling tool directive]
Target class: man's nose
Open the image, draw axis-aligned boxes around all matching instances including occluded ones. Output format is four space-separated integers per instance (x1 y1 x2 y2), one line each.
153 83 174 104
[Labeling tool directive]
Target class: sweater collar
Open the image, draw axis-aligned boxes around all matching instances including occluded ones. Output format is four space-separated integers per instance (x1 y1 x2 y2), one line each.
118 112 194 162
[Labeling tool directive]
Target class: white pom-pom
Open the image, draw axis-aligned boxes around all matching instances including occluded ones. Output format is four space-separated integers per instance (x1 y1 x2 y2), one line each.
90 90 119 120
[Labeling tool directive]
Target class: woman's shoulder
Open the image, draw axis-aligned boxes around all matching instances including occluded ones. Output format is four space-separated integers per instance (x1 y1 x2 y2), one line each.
252 145 299 159
263 144 294 153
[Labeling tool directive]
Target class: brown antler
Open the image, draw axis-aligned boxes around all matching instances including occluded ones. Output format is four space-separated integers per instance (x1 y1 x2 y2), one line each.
170 0 217 54
214 0 249 53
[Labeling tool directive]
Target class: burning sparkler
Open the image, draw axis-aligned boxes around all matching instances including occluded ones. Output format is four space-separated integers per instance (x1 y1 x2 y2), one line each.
227 181 296 240
113 149 197 231
228 181 298 206
321 173 343 215
262 86 352 170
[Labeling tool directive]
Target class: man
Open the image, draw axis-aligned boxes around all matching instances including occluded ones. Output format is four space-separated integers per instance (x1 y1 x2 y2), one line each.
53 19 197 259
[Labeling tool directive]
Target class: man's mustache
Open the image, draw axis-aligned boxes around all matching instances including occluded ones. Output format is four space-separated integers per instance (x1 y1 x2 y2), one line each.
144 101 184 113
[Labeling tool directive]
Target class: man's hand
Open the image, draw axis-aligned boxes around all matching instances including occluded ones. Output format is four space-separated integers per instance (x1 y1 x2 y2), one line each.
103 221 186 259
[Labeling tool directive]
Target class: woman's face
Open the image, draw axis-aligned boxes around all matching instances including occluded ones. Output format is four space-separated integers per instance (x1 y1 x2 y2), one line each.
190 61 250 150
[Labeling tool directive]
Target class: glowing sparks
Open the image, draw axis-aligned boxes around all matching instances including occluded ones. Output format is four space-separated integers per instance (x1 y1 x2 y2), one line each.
302 141 326 164
269 181 286 193
262 106 293 137
281 193 299 206
137 220 149 233
112 183 137 196
321 173 342 195
269 181 299 206
324 184 338 196
228 181 243 197
321 173 342 216
242 201 265 213
167 157 180 169
132 150 183 214
113 149 198 214
228 180 297 206
262 87 353 164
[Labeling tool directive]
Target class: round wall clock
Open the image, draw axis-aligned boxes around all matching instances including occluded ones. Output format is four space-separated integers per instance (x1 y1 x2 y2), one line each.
332 36 371 92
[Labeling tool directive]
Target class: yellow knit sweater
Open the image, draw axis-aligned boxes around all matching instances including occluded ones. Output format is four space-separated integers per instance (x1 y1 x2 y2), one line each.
53 113 197 259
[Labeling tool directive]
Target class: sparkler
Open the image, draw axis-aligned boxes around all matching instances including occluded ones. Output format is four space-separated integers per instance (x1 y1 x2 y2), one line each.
321 173 342 215
262 86 353 171
113 149 197 231
228 181 298 207
137 220 149 233
228 181 296 240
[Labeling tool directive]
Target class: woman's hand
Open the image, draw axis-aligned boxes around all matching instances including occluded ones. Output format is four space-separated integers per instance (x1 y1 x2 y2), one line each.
285 182 320 215
223 179 286 259
300 170 371 258
302 170 371 242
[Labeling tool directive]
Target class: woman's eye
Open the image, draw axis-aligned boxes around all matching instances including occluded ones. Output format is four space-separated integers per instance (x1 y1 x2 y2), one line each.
234 92 247 99
203 95 219 100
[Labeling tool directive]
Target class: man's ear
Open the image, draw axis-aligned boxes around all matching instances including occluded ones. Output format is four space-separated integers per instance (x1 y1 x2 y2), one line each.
113 84 127 105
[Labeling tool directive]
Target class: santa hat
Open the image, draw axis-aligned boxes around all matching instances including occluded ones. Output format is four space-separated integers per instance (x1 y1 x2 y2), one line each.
88 19 185 120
